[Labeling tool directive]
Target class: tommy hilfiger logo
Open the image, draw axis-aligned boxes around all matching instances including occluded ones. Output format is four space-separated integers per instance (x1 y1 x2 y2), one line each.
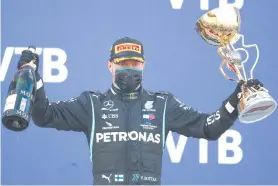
143 113 155 120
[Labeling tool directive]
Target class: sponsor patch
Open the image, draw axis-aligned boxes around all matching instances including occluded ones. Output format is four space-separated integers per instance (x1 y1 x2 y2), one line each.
114 43 142 54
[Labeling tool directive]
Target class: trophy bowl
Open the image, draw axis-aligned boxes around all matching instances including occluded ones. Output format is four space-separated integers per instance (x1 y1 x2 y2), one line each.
195 5 241 46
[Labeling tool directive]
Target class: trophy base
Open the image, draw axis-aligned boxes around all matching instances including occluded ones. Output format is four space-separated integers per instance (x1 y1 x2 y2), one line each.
238 91 277 124
2 109 29 131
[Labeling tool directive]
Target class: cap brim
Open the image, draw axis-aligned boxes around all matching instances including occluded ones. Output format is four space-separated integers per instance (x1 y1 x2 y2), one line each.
113 56 144 63
111 51 144 63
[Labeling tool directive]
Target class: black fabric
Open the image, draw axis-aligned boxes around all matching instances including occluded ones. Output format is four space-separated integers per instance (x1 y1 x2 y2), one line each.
31 82 241 184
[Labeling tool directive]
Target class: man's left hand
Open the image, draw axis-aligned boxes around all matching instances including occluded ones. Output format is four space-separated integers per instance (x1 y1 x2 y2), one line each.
225 79 264 116
234 79 264 99
246 79 264 90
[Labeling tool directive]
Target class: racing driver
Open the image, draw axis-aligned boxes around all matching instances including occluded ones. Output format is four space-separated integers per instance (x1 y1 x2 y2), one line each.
15 37 263 185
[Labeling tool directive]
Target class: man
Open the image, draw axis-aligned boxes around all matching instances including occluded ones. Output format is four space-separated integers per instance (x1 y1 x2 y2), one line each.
17 37 262 185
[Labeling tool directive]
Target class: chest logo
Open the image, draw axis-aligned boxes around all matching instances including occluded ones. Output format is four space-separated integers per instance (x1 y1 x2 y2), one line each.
143 113 155 120
143 101 156 112
102 100 118 111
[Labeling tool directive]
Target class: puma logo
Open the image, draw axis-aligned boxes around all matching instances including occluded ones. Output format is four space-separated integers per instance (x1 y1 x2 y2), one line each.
102 174 112 183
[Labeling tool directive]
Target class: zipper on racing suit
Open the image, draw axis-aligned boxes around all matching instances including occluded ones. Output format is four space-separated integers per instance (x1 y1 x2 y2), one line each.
124 98 142 185
123 100 129 185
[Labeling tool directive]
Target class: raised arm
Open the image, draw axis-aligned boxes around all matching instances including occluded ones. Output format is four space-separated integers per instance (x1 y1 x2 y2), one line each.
17 48 92 132
31 76 92 132
166 80 262 140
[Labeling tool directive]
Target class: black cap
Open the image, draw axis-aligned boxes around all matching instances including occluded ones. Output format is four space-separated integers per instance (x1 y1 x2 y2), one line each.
110 37 145 63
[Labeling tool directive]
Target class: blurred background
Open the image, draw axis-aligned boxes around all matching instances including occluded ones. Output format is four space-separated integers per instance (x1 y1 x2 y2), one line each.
1 0 278 185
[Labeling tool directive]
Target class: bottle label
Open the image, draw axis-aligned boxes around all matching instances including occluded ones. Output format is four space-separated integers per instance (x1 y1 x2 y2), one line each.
20 98 28 112
4 94 17 112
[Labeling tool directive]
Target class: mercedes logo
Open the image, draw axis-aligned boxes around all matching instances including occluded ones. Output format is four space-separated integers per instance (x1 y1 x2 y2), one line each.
103 100 114 109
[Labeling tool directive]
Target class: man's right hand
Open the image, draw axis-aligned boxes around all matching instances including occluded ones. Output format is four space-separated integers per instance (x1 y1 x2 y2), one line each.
17 47 40 72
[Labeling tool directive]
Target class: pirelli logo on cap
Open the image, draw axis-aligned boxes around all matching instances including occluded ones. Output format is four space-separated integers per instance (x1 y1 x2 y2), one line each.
114 43 142 54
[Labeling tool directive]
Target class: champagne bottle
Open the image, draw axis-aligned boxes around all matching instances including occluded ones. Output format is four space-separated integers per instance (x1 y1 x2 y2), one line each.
2 46 38 131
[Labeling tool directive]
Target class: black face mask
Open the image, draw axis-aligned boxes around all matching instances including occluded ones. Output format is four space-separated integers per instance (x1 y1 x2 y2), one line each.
114 68 143 92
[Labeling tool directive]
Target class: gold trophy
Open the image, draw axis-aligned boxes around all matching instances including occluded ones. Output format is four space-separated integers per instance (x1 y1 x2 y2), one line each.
195 5 277 124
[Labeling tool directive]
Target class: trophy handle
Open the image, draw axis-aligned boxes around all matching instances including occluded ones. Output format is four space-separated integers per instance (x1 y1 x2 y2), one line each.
229 34 260 80
229 35 270 92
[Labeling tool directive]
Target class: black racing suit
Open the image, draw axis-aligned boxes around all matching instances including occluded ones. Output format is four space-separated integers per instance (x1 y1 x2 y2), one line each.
31 78 239 185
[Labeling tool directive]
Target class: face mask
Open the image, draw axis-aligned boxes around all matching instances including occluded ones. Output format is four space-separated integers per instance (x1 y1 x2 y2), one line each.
114 67 143 92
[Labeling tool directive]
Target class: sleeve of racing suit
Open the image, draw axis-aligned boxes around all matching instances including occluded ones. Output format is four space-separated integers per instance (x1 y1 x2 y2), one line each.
166 94 238 140
31 76 92 132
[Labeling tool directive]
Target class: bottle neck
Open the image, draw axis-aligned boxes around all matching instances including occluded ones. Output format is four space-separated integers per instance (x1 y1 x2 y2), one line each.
19 63 37 71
